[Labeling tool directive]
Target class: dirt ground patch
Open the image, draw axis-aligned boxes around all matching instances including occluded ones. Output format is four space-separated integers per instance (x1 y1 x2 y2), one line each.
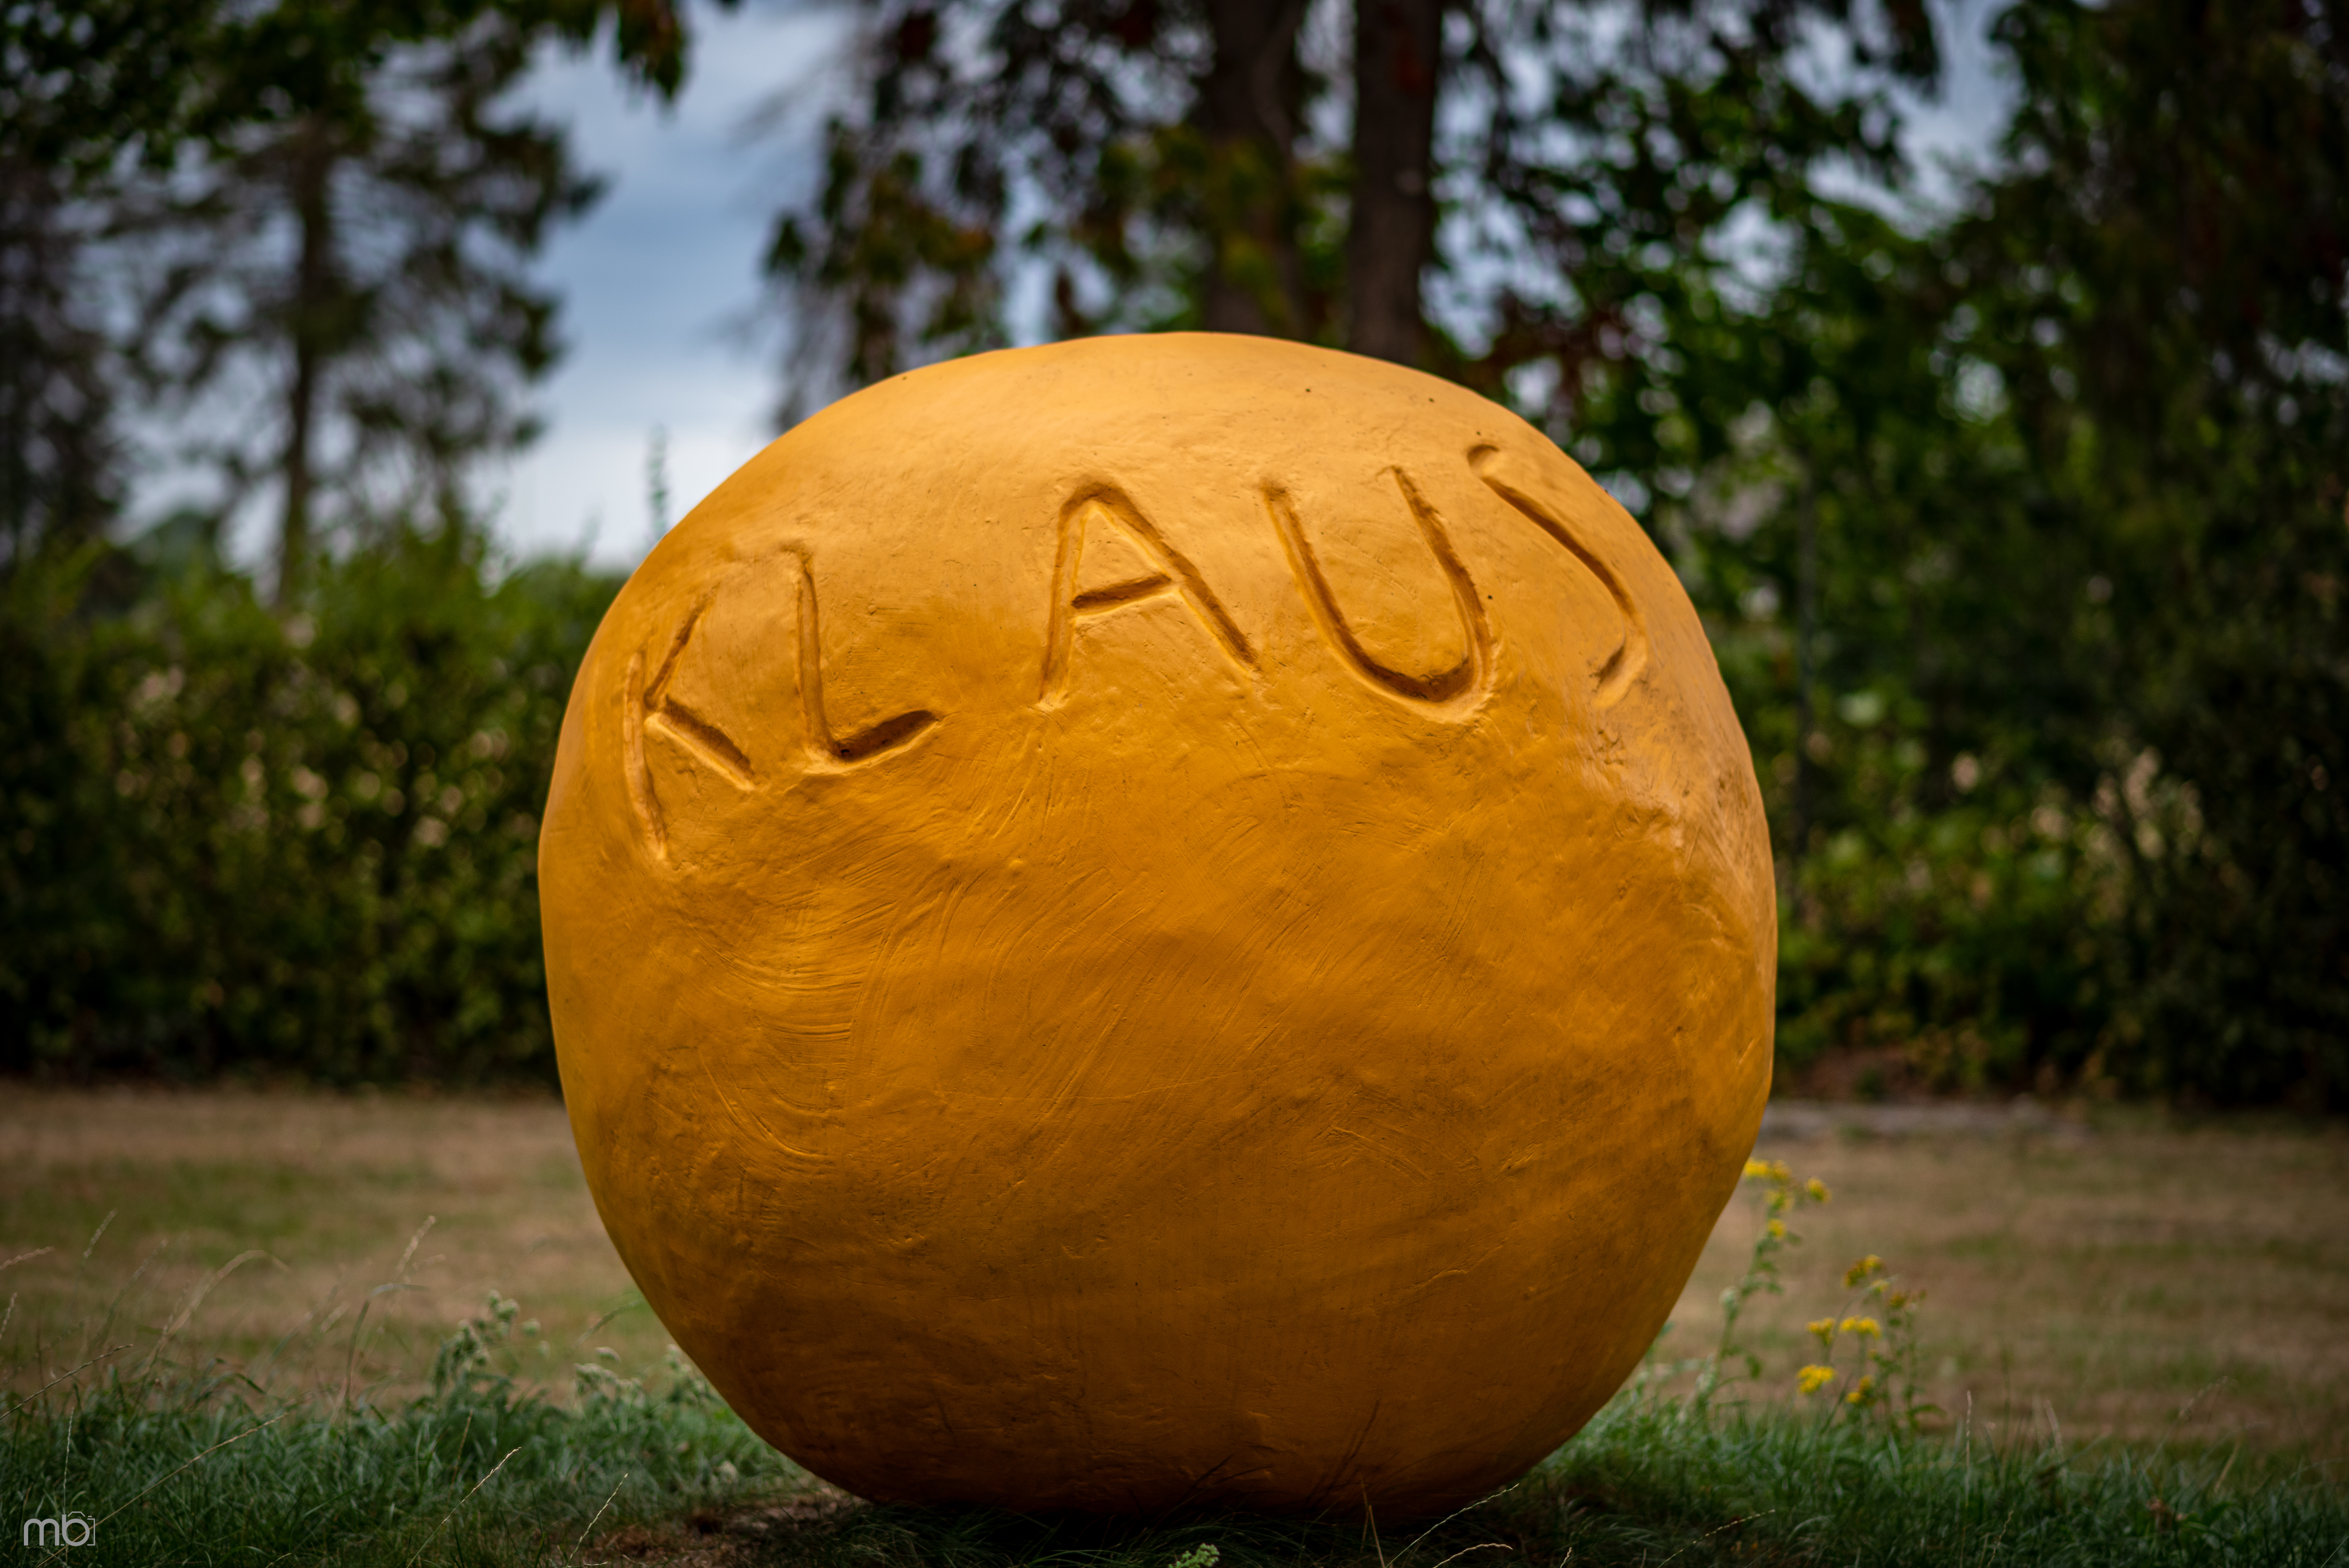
3 1088 2342 1459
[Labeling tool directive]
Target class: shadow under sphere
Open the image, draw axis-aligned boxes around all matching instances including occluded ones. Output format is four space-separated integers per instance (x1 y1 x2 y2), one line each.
539 333 1775 1515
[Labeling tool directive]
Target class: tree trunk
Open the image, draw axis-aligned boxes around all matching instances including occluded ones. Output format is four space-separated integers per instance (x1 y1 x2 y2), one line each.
0 160 41 559
278 116 334 605
1195 0 1307 336
1347 0 1443 363
0 156 113 561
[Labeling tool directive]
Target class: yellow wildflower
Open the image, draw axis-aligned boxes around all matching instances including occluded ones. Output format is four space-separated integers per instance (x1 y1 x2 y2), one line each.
1807 1178 1830 1203
1743 1158 1791 1183
1838 1316 1882 1338
1843 1255 1883 1288
1765 1218 1786 1240
1807 1317 1837 1349
1797 1365 1837 1395
1845 1374 1877 1406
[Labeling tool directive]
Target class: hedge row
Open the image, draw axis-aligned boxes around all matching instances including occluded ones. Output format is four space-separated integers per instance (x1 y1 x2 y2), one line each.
0 528 615 1083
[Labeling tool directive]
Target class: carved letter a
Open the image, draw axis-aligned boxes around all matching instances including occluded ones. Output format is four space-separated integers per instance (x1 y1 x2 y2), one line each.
1037 486 1255 707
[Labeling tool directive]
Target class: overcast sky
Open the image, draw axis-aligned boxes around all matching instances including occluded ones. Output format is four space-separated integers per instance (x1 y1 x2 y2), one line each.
488 0 2018 575
492 1 848 570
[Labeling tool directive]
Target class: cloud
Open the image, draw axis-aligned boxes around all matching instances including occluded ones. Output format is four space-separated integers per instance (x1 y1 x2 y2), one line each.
496 2 850 570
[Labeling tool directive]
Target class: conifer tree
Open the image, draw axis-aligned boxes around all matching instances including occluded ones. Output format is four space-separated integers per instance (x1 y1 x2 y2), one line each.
0 2 219 565
130 12 598 599
2 0 711 585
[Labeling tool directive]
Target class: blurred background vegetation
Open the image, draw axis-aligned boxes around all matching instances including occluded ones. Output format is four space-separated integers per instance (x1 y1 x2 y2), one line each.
2 0 2342 1106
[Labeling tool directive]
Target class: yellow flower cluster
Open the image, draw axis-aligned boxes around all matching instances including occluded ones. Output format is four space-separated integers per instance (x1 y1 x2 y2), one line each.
1845 1373 1878 1407
1843 1254 1884 1288
1839 1315 1882 1338
1715 1157 1856 1420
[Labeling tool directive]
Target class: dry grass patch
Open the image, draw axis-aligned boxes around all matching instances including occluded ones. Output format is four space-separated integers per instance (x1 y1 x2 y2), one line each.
1670 1105 2349 1459
0 1085 667 1402
4 1088 2344 1462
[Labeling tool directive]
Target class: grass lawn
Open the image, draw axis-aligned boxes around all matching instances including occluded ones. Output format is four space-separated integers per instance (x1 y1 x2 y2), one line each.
3 1088 2345 1564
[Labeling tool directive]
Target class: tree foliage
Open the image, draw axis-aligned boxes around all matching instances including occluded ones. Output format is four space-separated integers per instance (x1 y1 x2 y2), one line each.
773 0 2347 1107
0 2 224 566
0 0 714 577
763 0 1934 399
1963 0 2349 1099
125 9 602 595
1615 0 2349 1103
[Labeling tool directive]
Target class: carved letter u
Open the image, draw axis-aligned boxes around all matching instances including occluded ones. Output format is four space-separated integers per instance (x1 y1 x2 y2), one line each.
1265 468 1494 713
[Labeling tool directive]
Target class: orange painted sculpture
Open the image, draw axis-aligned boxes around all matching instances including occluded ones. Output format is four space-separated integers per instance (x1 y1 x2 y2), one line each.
540 333 1774 1516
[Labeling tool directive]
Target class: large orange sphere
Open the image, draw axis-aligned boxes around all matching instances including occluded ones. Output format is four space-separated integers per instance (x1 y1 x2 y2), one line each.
540 334 1773 1515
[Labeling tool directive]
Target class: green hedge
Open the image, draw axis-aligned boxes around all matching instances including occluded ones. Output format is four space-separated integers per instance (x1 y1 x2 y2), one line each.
0 527 617 1083
2 511 2336 1103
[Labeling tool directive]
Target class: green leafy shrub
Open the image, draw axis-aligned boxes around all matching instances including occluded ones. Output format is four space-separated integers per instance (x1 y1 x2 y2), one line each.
0 524 617 1083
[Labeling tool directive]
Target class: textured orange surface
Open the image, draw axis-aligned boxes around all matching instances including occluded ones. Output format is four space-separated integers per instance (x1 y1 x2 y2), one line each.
540 334 1774 1515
